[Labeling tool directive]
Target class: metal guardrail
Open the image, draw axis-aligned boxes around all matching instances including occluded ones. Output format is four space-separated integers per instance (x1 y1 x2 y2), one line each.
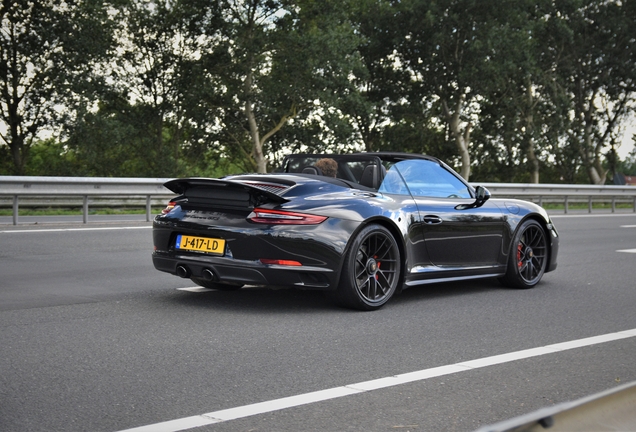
0 176 173 224
479 182 636 214
474 380 636 432
1 176 636 225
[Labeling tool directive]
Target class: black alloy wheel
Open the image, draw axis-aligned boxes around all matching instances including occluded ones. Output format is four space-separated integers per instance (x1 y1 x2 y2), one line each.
333 224 400 310
500 219 548 289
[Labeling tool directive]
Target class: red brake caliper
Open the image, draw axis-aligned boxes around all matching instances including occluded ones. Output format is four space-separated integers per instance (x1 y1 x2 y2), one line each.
517 243 523 268
375 255 380 280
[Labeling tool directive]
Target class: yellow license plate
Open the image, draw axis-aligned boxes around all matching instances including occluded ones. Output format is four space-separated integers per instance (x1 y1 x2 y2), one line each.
176 235 225 255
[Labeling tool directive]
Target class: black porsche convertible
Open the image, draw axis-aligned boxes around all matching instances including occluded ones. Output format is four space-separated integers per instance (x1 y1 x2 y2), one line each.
152 152 559 310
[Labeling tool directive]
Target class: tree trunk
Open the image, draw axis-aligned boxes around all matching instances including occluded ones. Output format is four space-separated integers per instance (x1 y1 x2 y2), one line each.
244 69 267 173
6 88 26 175
580 109 606 185
8 118 26 175
527 141 540 184
524 84 539 183
9 137 25 175
442 97 471 180
245 101 267 173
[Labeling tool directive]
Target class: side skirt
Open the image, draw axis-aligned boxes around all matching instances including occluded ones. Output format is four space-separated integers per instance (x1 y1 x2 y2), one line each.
404 273 506 288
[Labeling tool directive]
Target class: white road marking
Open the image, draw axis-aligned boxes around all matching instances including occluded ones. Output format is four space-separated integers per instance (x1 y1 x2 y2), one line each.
118 328 636 432
617 249 636 253
620 225 636 228
0 226 152 234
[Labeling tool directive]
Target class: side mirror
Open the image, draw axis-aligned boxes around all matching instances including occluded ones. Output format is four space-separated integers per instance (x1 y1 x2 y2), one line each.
475 185 491 203
455 185 490 210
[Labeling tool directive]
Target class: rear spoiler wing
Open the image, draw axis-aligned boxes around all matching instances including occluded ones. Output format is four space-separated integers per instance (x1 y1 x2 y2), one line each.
164 178 289 208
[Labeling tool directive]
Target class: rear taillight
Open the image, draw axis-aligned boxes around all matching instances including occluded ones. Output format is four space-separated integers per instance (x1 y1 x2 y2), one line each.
162 201 177 214
247 208 327 225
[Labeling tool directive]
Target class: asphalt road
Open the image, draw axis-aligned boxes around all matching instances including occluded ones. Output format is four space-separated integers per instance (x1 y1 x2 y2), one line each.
1 213 635 432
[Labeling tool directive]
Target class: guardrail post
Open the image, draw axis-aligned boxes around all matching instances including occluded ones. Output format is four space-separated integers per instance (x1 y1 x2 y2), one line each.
588 197 592 213
13 195 18 225
564 196 568 214
83 196 88 223
634 197 636 213
539 196 543 207
612 197 616 213
146 195 151 222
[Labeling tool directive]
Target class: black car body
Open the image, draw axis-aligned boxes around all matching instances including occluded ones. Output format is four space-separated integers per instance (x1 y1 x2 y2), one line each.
153 152 558 310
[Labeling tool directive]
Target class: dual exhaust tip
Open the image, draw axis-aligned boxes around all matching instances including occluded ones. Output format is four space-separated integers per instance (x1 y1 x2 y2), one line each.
176 265 216 281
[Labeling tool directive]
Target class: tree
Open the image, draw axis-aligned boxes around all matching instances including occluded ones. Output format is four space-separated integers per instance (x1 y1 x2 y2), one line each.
0 0 114 175
66 97 165 176
204 0 364 173
472 0 553 183
336 0 403 153
545 0 636 184
110 0 225 176
64 0 230 177
398 0 508 180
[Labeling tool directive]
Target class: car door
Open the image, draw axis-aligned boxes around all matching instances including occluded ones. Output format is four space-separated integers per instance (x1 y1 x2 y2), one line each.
391 159 506 268
377 165 433 275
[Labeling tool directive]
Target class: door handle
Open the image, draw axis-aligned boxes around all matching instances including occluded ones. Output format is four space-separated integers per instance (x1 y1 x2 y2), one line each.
423 215 442 225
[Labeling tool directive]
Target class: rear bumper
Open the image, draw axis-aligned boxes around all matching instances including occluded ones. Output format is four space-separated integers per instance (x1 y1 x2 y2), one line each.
152 252 337 290
152 214 358 290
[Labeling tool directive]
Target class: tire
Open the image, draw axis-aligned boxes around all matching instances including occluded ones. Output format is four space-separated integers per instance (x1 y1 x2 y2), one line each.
500 219 548 289
191 277 243 291
332 224 401 311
